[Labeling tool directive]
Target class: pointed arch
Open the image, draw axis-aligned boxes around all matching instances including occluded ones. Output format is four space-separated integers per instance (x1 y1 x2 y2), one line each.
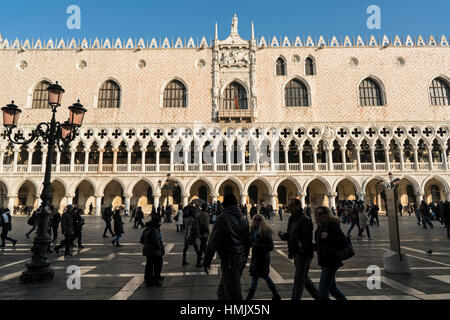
305 56 316 75
421 175 450 194
70 178 97 195
162 78 188 108
98 177 126 195
276 56 287 76
283 77 311 107
244 177 273 196
429 76 450 106
215 176 244 195
94 78 122 109
273 176 302 195
358 76 386 106
127 177 156 196
303 176 332 194
332 176 362 195
186 177 214 196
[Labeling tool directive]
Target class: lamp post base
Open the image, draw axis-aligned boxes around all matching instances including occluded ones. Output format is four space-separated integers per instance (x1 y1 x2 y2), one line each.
383 250 411 274
20 263 55 284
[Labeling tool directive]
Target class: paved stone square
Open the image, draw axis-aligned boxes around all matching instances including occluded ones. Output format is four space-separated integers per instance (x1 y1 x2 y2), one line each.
0 214 449 300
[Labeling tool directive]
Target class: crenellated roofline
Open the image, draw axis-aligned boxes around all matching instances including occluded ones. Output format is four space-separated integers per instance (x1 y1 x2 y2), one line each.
0 34 449 50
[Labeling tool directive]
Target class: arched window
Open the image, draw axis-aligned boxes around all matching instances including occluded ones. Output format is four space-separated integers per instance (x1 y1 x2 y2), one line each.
98 80 121 108
359 78 384 106
32 81 51 109
276 57 286 76
223 82 248 109
305 57 316 75
429 77 450 106
285 79 309 107
163 80 187 108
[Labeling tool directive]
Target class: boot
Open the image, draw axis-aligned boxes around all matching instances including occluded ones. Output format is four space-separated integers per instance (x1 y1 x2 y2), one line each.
246 289 256 301
269 285 281 301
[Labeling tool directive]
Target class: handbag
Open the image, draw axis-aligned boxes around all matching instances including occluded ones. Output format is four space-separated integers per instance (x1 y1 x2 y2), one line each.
336 236 355 261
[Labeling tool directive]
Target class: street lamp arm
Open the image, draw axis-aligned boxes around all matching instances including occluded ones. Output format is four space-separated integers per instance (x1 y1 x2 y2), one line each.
5 122 50 146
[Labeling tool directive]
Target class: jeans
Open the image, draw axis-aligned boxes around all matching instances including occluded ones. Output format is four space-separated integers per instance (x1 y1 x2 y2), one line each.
183 243 199 262
113 233 123 244
318 266 347 300
217 255 246 300
422 216 433 229
197 237 208 265
347 220 362 236
145 255 163 284
292 255 319 300
250 276 275 291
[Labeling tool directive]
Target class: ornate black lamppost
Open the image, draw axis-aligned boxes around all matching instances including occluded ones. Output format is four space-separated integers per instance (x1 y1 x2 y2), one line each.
2 82 87 283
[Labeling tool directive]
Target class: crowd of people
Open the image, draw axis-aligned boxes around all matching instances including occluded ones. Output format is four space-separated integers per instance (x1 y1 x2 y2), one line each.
2 193 450 301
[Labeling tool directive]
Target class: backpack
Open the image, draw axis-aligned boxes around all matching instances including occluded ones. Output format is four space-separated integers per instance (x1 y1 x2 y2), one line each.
27 217 34 226
188 217 199 241
336 235 355 261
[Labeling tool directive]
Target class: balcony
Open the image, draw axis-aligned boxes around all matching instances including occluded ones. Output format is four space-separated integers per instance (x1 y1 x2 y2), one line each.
217 109 254 122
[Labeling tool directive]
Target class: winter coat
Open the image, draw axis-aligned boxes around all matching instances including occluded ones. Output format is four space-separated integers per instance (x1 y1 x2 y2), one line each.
113 213 124 235
175 210 183 225
184 215 199 245
359 210 368 229
443 202 450 225
197 211 210 239
285 212 314 259
51 212 61 227
249 229 274 278
141 225 165 257
61 212 74 235
204 205 252 267
314 215 346 268
1 212 12 232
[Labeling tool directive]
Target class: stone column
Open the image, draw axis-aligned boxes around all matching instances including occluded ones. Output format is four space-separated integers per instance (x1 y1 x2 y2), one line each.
155 148 161 172
98 148 104 173
312 147 318 171
384 146 390 172
370 146 376 171
355 147 361 171
226 148 232 172
84 151 89 173
240 193 247 206
154 196 160 208
55 151 61 173
428 148 434 171
270 145 275 172
66 195 74 206
182 193 189 207
328 193 337 210
284 148 289 172
270 194 277 211
298 147 303 171
327 148 333 171
127 148 132 172
8 196 16 215
413 146 419 171
399 147 405 171
212 149 217 171
12 146 19 173
198 145 203 172
256 147 261 171
300 193 306 208
27 147 33 173
184 145 189 172
168 147 174 172
112 148 118 173
95 195 103 216
141 148 146 172
341 148 347 171
415 192 423 206
0 150 4 173
442 147 448 171
70 148 76 172
212 193 219 203
357 192 366 202
240 146 246 172
445 191 450 202
124 194 131 213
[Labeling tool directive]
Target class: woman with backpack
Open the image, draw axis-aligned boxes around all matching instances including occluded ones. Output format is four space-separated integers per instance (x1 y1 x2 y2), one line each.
314 206 347 300
182 206 199 266
246 214 281 300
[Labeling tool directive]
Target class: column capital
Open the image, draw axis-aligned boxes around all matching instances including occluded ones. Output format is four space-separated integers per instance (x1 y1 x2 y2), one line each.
112 148 119 153
66 194 75 198
327 192 337 197
124 193 132 199
126 147 133 153
155 147 161 153
96 194 104 198
98 148 105 153
141 148 147 153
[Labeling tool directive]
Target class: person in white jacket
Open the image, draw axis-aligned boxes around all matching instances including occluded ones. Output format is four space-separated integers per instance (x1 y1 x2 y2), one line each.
175 208 184 233
357 205 373 240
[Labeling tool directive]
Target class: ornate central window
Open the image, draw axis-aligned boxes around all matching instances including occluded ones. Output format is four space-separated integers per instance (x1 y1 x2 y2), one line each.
223 82 248 109
98 80 121 109
285 79 309 107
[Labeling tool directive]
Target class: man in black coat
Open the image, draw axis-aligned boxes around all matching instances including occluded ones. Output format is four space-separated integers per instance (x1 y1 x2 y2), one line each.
25 208 39 238
72 209 85 248
141 216 165 287
50 210 61 242
280 199 319 300
55 206 75 256
134 207 145 229
102 207 115 238
204 195 251 300
443 200 450 237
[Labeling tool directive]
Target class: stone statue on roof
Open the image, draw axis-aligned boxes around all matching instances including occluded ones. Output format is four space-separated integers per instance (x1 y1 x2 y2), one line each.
231 14 238 35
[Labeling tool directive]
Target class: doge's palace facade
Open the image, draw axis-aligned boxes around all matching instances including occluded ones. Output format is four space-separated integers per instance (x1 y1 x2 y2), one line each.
0 15 449 215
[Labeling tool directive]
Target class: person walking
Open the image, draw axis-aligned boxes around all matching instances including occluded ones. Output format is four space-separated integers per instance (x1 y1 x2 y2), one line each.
314 206 347 301
204 194 252 300
88 203 93 216
166 205 173 223
50 209 61 242
1 208 17 247
25 208 39 238
141 216 165 287
250 204 257 219
443 200 450 237
245 214 281 300
134 207 145 229
130 207 136 224
279 199 319 300
102 207 115 238
414 203 421 226
72 209 85 249
278 206 283 221
420 201 433 229
347 204 362 239
398 203 403 216
55 206 74 256
358 205 373 240
182 206 199 266
112 209 124 247
196 203 210 268
175 207 184 233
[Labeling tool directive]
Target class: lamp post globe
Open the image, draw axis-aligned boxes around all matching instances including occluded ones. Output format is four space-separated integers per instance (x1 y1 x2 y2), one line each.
47 81 65 107
1 101 22 129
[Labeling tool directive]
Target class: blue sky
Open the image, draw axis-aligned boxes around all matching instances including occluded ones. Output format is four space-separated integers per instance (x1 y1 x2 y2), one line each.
0 0 448 41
